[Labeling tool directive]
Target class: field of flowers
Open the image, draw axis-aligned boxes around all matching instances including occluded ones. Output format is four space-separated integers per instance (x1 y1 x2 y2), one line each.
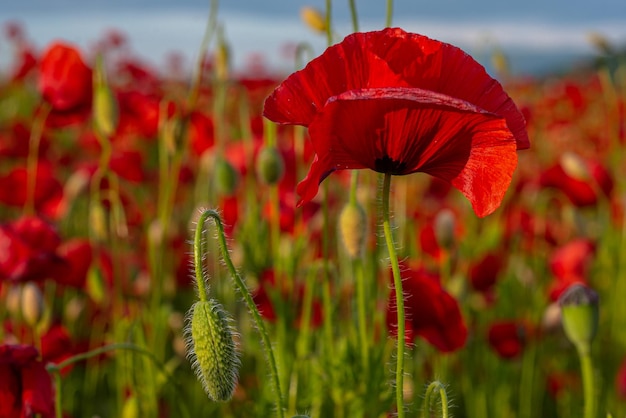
1 1 626 417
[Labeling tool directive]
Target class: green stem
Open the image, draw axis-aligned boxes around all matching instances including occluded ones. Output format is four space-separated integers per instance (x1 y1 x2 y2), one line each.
325 0 333 46
354 257 369 373
200 209 285 418
578 346 595 418
386 0 394 28
423 381 449 418
348 0 359 32
194 211 210 302
382 172 405 418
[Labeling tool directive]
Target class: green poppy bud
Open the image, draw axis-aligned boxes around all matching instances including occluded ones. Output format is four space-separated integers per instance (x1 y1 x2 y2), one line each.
256 146 285 185
186 299 240 402
213 158 239 197
93 56 118 136
559 283 599 353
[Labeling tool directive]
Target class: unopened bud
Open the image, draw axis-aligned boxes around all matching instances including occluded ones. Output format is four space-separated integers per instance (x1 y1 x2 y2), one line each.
338 201 368 258
434 208 456 251
89 202 108 242
21 282 45 327
215 27 230 81
93 78 118 137
186 299 240 402
213 158 239 197
300 7 327 33
256 146 285 185
559 283 599 352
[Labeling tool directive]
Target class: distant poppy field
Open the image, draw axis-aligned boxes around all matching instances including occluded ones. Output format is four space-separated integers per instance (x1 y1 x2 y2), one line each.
1 2 626 417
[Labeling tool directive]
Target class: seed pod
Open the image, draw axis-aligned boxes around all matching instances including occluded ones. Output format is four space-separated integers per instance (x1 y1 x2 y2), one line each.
186 299 240 402
338 201 367 258
434 208 456 251
256 146 285 185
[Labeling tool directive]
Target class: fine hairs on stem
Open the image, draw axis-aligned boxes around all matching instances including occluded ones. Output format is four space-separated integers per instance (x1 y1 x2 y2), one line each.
194 209 285 417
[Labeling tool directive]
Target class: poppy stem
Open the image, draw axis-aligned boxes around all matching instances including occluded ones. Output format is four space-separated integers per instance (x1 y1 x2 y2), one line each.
348 0 359 32
382 172 406 417
577 344 595 418
422 381 450 418
325 0 333 46
386 0 394 28
200 209 286 418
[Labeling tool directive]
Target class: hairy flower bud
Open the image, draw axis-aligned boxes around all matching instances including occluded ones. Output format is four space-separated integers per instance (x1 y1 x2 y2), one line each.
186 299 240 402
256 146 285 185
338 201 368 258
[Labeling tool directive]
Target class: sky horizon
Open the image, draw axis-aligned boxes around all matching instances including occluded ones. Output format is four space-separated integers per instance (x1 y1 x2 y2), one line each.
2 1 625 77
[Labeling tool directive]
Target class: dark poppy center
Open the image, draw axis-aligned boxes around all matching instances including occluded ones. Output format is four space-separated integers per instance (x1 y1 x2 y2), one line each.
374 155 407 175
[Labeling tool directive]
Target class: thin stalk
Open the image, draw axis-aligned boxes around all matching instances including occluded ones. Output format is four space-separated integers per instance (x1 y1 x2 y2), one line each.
348 0 359 32
200 209 285 418
382 172 405 418
325 0 333 46
25 103 50 215
578 346 595 418
194 211 210 302
423 381 449 418
386 0 394 28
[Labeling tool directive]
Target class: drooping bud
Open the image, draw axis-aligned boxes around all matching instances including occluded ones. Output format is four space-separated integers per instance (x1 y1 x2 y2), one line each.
338 201 368 258
215 26 230 82
93 55 119 137
559 283 599 353
186 299 240 402
300 7 327 33
256 146 285 185
433 208 456 251
213 158 239 197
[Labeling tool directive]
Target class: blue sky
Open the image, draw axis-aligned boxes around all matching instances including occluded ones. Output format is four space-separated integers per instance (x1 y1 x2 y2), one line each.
2 0 626 76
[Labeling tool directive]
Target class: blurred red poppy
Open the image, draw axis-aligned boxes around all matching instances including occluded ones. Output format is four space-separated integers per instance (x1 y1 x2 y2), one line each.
38 42 92 113
386 262 467 352
264 28 529 217
539 157 613 207
616 358 626 399
52 239 93 288
487 320 526 359
469 251 506 294
0 344 55 418
548 238 596 300
0 216 65 283
0 162 63 214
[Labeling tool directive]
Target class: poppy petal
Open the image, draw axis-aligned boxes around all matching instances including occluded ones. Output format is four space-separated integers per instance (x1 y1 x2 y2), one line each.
263 34 409 126
302 87 517 216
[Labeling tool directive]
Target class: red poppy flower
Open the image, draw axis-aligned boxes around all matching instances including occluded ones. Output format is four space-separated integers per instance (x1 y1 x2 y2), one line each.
539 157 613 207
51 239 93 288
0 344 55 418
548 238 595 300
0 162 63 214
38 41 92 112
386 262 467 352
469 251 506 294
264 28 529 217
0 216 64 283
487 321 526 359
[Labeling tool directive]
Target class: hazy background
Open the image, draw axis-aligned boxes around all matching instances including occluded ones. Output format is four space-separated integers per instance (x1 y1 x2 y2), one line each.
2 0 626 76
